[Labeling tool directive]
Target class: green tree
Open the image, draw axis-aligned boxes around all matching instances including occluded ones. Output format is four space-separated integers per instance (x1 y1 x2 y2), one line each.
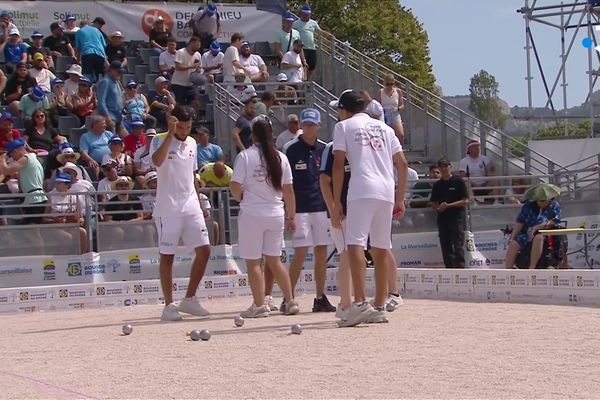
469 70 507 130
287 0 436 90
536 121 591 138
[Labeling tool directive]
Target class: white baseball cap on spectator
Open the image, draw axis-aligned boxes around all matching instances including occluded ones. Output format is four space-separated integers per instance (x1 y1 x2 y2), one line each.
144 171 158 185
60 161 83 181
8 28 19 36
155 76 169 85
110 31 123 38
276 73 288 82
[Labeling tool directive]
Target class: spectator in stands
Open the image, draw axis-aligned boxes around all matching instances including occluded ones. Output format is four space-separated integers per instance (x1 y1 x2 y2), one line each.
140 170 157 219
124 119 146 155
133 128 156 189
42 171 87 254
504 177 528 205
29 53 56 93
240 41 269 83
147 76 175 131
48 78 75 126
60 161 95 194
97 61 124 133
97 159 120 202
410 164 440 208
104 176 147 249
200 161 232 188
275 114 302 150
194 127 223 169
2 28 27 74
430 158 469 268
105 31 127 68
274 12 301 63
27 31 55 70
171 36 202 109
380 73 405 142
64 64 83 97
71 76 96 126
223 33 250 84
43 22 76 59
201 41 224 83
158 37 177 78
2 62 36 115
23 109 65 154
149 16 174 55
102 135 133 177
0 11 17 46
63 14 80 34
275 73 298 105
47 147 91 191
75 17 107 82
232 96 258 152
19 86 50 122
80 114 113 177
293 5 329 81
281 39 305 83
504 194 561 269
230 78 257 103
255 91 275 117
362 90 384 122
404 166 419 201
0 139 48 224
0 112 21 151
0 69 6 95
459 139 496 204
190 3 221 51
123 80 156 129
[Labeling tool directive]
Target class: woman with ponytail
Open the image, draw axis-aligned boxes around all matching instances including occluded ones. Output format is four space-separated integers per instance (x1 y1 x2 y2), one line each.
230 116 300 318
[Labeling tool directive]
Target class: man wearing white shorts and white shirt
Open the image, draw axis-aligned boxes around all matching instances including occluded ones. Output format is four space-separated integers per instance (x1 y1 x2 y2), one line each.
331 90 408 326
283 108 336 313
150 105 211 321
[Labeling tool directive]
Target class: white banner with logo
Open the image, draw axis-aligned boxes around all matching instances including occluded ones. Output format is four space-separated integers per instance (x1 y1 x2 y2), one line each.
0 2 281 42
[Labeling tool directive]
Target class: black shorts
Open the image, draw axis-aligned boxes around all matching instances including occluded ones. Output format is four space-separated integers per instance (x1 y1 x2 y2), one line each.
22 201 47 224
303 49 317 71
171 84 200 106
200 33 216 52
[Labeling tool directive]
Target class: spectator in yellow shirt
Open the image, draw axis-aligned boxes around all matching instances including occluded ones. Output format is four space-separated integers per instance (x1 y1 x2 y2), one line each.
199 161 232 187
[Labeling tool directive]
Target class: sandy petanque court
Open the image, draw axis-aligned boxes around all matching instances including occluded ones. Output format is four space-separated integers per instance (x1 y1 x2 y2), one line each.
1 295 600 399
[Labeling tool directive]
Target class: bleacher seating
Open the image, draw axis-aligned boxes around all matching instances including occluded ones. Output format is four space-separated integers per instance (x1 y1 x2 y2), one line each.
126 57 139 74
69 127 87 150
135 65 150 84
56 115 80 137
138 48 155 65
55 56 74 75
149 56 160 73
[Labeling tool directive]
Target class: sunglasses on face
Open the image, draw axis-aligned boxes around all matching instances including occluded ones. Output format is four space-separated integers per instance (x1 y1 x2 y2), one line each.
35 114 45 118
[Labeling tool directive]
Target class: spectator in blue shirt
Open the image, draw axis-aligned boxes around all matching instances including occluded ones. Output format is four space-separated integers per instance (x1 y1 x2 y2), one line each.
97 61 124 134
75 17 107 82
2 28 28 73
79 114 114 179
194 127 223 169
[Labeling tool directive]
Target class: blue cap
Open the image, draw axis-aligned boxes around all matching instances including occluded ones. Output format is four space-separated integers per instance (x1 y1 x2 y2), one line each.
55 171 72 184
283 11 295 21
0 11 9 18
51 77 64 86
31 86 45 102
78 77 92 86
6 139 25 155
300 5 312 13
209 41 221 52
206 3 217 15
0 111 14 122
109 135 123 144
59 142 73 150
108 60 123 71
241 40 250 47
126 80 137 87
31 31 44 38
300 108 321 124
131 118 144 127
65 14 76 21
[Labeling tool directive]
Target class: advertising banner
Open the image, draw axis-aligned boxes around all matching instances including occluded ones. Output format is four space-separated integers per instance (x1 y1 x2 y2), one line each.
0 2 281 43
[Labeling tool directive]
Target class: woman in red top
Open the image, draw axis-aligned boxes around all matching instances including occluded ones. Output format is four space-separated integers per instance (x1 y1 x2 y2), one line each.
0 112 21 151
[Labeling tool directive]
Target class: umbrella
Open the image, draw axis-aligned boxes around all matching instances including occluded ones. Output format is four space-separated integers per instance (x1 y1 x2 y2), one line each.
524 182 561 201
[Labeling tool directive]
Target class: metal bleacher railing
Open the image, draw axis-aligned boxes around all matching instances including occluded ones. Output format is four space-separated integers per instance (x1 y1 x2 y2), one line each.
1 172 599 258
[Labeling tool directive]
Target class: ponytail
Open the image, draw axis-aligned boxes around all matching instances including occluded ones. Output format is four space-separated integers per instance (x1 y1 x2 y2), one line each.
252 119 282 191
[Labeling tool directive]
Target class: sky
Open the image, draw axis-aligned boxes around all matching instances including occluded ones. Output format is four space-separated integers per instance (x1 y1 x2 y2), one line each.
401 0 596 108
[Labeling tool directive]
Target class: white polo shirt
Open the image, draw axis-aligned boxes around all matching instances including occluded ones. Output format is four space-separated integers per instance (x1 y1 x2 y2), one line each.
201 50 224 75
281 50 303 83
458 154 491 186
159 50 176 70
150 133 201 217
171 48 201 87
332 113 402 204
231 144 293 218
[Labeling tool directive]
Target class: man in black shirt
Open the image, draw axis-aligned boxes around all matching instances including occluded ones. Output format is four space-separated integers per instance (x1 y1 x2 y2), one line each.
43 23 75 59
429 158 469 268
105 31 127 68
27 31 54 70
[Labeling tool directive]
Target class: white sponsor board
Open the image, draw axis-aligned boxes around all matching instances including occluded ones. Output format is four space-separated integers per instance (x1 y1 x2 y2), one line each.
0 2 280 42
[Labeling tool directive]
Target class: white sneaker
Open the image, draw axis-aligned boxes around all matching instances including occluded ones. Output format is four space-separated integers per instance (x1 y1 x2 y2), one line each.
178 296 210 317
161 304 183 321
265 295 279 312
240 303 270 318
335 303 344 319
338 302 377 327
385 294 404 312
364 307 389 324
284 299 299 315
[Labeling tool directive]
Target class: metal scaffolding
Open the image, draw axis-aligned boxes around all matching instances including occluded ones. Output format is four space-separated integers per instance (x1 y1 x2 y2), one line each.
517 0 600 136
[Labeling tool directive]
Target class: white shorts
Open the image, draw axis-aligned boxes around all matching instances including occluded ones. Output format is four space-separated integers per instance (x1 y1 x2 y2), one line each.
155 213 210 255
384 110 402 126
329 220 346 254
238 212 285 260
346 199 393 250
292 211 332 248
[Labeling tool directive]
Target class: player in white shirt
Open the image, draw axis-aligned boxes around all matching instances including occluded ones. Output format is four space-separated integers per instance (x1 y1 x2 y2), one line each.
230 116 300 318
201 41 224 83
458 139 496 203
280 39 305 83
150 105 211 321
331 90 408 326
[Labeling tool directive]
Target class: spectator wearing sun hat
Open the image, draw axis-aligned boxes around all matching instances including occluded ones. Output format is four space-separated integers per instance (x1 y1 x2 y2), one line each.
97 61 124 132
27 31 54 70
97 159 120 201
190 3 221 51
105 31 127 68
28 53 57 93
274 11 301 62
59 161 94 195
44 22 76 59
105 176 143 222
102 134 133 177
19 86 50 120
63 64 84 97
3 28 28 72
75 16 107 82
201 41 224 83
147 76 175 131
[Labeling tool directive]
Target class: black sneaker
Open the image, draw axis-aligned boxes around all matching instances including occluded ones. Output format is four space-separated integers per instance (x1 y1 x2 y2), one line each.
312 294 337 312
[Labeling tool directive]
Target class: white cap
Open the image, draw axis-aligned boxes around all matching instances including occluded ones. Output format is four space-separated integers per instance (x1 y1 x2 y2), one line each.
155 76 169 85
276 73 288 82
8 28 19 36
110 31 123 38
